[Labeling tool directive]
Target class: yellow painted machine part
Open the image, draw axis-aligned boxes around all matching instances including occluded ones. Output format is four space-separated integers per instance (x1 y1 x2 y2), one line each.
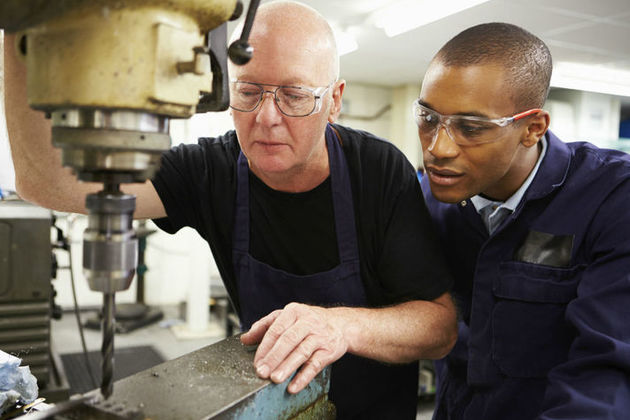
1 0 237 117
0 0 237 33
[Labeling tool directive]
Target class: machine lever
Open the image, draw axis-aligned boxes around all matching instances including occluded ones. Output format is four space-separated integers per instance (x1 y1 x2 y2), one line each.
228 0 261 65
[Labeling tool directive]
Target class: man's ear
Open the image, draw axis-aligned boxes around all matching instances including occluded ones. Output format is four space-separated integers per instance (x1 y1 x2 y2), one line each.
328 79 346 123
522 110 550 148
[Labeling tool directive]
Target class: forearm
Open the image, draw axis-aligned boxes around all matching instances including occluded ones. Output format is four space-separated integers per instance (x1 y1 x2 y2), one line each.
241 292 457 393
3 33 100 213
327 292 457 363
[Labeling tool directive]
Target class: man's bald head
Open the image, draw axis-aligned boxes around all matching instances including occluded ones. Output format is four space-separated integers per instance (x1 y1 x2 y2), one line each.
432 22 552 112
230 1 339 83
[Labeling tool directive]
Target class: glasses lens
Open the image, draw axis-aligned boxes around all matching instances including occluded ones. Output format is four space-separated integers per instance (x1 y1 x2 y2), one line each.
230 82 263 112
449 118 502 144
414 102 507 145
276 87 316 117
415 104 440 139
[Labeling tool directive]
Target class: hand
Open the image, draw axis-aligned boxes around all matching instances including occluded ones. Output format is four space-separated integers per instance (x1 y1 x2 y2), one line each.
240 302 348 394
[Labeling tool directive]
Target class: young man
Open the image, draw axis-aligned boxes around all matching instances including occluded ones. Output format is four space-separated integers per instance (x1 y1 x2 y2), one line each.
418 23 630 419
5 2 456 418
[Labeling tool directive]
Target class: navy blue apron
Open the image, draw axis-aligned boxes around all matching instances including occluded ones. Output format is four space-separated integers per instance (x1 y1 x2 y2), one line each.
233 124 418 419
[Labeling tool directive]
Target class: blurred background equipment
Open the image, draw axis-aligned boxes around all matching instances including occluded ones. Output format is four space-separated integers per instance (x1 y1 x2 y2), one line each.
0 199 70 402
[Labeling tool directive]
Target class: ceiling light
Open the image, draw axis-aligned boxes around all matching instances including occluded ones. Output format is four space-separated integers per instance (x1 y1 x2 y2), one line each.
372 0 491 37
551 62 630 97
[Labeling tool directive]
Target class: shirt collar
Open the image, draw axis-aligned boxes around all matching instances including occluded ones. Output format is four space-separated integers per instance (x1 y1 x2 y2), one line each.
471 135 548 215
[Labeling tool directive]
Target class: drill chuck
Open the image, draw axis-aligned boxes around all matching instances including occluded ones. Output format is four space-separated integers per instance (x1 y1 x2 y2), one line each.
83 190 138 294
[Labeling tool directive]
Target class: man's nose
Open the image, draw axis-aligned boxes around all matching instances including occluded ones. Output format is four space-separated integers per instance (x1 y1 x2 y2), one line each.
427 124 459 159
255 91 283 125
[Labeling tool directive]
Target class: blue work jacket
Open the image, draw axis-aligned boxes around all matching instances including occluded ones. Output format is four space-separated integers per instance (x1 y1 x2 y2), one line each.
421 131 630 419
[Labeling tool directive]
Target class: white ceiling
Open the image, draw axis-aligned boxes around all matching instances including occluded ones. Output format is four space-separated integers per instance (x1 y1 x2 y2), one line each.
254 0 630 90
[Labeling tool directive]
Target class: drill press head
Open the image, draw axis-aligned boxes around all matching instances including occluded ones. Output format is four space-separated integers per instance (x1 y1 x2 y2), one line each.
1 0 244 288
2 0 240 184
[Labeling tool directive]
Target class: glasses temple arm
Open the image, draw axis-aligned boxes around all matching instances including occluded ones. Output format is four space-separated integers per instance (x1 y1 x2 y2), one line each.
512 108 543 122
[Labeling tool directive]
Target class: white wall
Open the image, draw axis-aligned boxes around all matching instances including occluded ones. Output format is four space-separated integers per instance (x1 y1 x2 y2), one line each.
390 83 422 170
338 81 422 169
338 82 392 140
548 89 621 148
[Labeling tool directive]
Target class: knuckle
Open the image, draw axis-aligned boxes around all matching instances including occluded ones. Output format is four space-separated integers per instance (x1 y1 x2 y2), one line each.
249 318 262 330
267 322 285 337
268 309 283 319
298 362 322 385
265 352 282 366
284 302 302 312
297 343 314 361
309 357 323 372
281 328 302 345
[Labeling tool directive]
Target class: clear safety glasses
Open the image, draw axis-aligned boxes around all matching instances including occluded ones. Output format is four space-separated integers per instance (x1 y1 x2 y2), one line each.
229 80 334 117
412 100 542 146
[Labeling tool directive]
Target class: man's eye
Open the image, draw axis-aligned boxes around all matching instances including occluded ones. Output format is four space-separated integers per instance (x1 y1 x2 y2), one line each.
455 122 492 136
239 89 260 97
279 88 310 102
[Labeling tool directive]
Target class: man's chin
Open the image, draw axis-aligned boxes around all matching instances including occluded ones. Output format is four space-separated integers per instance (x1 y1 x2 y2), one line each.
429 182 470 204
249 157 293 176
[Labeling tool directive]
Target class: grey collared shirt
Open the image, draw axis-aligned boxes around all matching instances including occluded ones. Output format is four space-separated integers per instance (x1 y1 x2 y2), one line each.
470 136 548 234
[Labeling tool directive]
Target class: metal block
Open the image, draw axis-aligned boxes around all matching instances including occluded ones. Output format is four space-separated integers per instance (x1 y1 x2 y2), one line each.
60 335 335 419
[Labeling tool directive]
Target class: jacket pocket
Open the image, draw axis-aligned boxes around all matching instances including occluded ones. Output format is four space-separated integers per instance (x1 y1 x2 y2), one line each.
491 261 581 378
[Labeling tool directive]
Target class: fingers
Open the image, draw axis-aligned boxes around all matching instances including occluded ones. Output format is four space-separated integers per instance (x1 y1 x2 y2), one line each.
246 303 348 394
287 349 328 394
254 305 301 365
240 309 282 345
269 335 319 383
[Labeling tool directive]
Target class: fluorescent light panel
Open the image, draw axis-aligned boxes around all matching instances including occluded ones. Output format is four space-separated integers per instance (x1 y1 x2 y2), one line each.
373 0 492 37
551 62 630 98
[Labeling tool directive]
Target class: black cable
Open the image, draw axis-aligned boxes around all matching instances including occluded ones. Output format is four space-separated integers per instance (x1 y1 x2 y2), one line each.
53 215 98 390
67 240 98 390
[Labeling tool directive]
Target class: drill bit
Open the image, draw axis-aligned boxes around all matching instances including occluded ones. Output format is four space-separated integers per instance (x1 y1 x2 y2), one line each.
84 184 137 399
101 292 115 399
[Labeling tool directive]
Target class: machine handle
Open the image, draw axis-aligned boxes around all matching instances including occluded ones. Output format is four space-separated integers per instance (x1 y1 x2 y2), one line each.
228 0 261 65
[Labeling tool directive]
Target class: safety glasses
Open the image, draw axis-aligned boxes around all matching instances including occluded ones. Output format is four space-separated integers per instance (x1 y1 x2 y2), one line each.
412 100 541 146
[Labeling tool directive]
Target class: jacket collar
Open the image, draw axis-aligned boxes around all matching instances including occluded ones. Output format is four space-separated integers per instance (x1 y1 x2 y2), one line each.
522 130 571 202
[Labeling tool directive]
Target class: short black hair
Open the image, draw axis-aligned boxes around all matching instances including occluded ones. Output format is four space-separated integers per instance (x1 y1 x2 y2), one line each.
434 22 552 111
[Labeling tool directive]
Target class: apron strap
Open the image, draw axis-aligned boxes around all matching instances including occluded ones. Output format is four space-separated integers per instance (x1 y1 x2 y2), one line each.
326 124 360 263
233 152 250 252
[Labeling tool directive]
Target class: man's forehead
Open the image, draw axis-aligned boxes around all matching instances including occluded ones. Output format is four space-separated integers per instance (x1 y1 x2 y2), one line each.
230 41 333 87
420 62 514 115
230 54 328 86
423 62 507 86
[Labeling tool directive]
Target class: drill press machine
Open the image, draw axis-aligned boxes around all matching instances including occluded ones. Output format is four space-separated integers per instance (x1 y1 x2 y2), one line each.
0 0 258 400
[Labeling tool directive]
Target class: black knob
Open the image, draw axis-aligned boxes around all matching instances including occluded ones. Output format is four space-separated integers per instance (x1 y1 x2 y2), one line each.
230 0 244 21
228 39 254 65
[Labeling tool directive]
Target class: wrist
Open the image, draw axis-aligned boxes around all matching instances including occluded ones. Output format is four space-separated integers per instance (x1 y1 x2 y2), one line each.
324 306 364 355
